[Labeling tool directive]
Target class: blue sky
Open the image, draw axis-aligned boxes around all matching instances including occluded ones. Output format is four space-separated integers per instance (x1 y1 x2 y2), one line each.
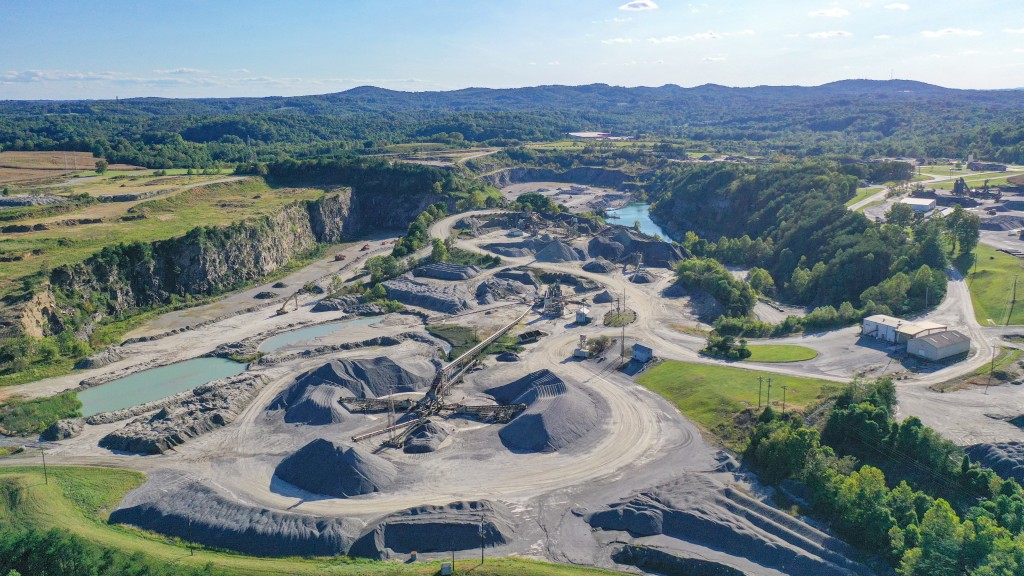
2 0 1023 99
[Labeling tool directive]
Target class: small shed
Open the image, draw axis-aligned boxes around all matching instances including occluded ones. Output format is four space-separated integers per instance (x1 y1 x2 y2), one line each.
576 306 593 325
907 330 971 361
632 344 653 363
899 198 936 212
518 330 543 344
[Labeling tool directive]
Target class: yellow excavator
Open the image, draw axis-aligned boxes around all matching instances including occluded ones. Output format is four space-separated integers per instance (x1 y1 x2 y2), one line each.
276 293 299 315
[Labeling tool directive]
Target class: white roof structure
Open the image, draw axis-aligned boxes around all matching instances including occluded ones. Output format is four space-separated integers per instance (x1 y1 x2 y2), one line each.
899 198 936 210
864 315 946 337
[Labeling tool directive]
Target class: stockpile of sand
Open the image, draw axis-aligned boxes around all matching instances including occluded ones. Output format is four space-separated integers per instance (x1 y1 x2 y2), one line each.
270 357 434 425
583 258 617 273
349 500 516 558
488 370 599 453
275 439 397 498
534 239 586 263
403 419 452 453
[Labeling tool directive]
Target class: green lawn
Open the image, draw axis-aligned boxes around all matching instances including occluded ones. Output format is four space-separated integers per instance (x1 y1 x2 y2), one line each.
744 345 818 363
958 243 1024 325
844 186 884 208
0 466 623 576
637 361 843 446
0 392 81 435
931 172 1023 190
856 199 886 213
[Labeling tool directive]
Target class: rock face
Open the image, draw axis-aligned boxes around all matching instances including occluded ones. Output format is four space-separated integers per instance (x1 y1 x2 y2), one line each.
15 179 439 340
350 500 516 559
382 277 470 314
413 262 480 281
99 373 269 454
74 346 125 370
481 166 636 189
270 357 434 425
110 480 359 557
274 439 397 498
41 418 84 441
488 370 599 454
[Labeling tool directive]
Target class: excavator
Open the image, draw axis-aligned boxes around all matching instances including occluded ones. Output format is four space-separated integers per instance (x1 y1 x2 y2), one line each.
276 293 299 316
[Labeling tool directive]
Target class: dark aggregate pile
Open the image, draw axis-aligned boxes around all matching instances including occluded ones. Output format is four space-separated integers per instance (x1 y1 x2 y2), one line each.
74 346 125 369
0 194 67 207
382 277 471 314
534 239 587 263
100 373 269 454
593 290 615 304
494 268 538 287
254 291 278 299
583 258 617 273
588 479 870 575
349 500 516 559
981 214 1024 231
588 228 685 268
476 276 538 304
403 418 452 453
413 262 480 281
482 241 535 258
270 357 433 425
495 352 520 362
630 270 656 284
311 295 360 312
275 439 397 498
111 481 359 557
488 369 599 453
966 442 1024 483
613 544 745 576
41 418 84 441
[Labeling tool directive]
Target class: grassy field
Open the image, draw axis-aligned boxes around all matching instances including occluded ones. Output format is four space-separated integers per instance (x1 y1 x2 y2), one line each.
0 392 81 435
744 345 818 363
856 199 886 213
426 324 481 360
637 361 843 446
957 243 1024 325
0 151 141 184
0 466 620 576
0 178 326 298
931 171 1024 190
844 185 884 207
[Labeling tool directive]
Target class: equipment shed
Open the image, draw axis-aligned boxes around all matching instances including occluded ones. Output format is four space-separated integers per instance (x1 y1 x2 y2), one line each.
907 330 971 361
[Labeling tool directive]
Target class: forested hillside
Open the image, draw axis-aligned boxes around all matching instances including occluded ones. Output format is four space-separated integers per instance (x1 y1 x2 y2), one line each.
4 80 1024 167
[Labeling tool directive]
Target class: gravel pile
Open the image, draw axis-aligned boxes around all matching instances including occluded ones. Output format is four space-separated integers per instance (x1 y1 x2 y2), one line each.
588 228 685 268
254 291 278 299
99 373 269 454
42 418 84 441
403 419 452 453
413 262 480 281
349 500 516 559
588 478 869 575
0 194 67 207
534 239 586 263
630 270 656 284
476 277 537 304
74 346 125 370
275 439 397 498
311 295 361 312
593 290 615 304
583 258 617 273
494 268 538 287
488 370 599 454
111 480 358 556
482 241 534 258
966 442 1024 482
383 277 471 314
270 357 434 425
981 215 1024 231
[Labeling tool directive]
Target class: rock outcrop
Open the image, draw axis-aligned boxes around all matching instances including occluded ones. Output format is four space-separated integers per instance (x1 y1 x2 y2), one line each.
41 418 84 441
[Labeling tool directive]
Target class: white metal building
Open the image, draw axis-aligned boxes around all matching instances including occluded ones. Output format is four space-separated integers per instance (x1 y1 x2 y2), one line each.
862 315 947 344
576 306 593 325
899 198 937 212
907 330 971 361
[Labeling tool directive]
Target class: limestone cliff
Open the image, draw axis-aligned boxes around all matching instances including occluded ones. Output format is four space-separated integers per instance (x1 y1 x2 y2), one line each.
481 166 640 189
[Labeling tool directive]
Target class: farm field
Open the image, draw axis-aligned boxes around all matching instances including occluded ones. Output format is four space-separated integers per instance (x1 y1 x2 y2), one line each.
0 151 140 184
0 466 617 576
0 177 327 298
636 361 842 446
958 243 1024 326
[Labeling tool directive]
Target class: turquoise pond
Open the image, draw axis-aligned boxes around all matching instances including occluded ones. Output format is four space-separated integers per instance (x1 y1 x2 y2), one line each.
257 317 382 353
78 357 245 417
605 203 671 240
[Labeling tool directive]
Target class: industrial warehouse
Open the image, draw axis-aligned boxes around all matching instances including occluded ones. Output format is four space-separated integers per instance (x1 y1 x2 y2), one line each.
862 314 972 361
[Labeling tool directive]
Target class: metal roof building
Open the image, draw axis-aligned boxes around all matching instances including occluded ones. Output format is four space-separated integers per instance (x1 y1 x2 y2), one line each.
907 330 971 361
862 315 947 344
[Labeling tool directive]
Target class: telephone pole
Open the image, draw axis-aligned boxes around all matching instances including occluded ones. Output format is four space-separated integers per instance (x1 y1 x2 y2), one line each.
781 385 788 415
757 376 763 408
986 348 997 394
766 378 773 408
40 448 48 485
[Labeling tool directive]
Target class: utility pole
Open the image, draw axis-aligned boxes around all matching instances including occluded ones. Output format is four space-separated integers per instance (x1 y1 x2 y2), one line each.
1009 276 1019 327
40 448 48 485
986 348 997 394
188 518 194 556
781 385 788 415
766 378 773 408
479 517 486 565
757 376 763 408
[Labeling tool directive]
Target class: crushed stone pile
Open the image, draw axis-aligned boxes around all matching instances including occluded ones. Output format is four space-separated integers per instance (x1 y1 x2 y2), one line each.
311 295 360 312
981 214 1024 231
74 346 125 370
99 373 269 454
494 268 538 287
630 270 656 284
966 442 1024 483
350 500 515 559
587 236 626 261
488 369 599 454
476 276 537 305
275 439 397 498
588 228 685 268
42 417 84 441
0 194 67 207
588 478 870 576
453 216 482 230
254 291 277 299
270 357 434 425
110 479 359 557
482 241 535 258
403 419 452 453
593 290 615 304
583 258 617 273
534 239 587 263
382 277 470 314
413 262 480 281
495 352 520 362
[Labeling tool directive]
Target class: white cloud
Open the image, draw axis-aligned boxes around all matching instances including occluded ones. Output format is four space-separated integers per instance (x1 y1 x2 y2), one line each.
703 55 727 62
874 34 892 39
647 29 753 43
921 28 981 38
602 37 634 44
807 30 853 39
884 3 910 10
687 31 722 41
1005 28 1024 34
809 7 850 17
1016 48 1024 53
231 68 250 73
647 35 683 43
619 0 658 11
152 67 208 75
593 16 633 23
783 33 801 38
547 61 561 66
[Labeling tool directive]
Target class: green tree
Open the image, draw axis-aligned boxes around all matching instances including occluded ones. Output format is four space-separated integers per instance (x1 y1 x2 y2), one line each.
900 499 963 576
430 238 449 263
888 202 917 227
748 267 776 295
94 159 108 173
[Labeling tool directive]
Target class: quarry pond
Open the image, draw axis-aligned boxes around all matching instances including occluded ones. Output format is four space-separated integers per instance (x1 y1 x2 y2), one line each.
605 202 671 240
257 317 382 353
78 357 245 416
